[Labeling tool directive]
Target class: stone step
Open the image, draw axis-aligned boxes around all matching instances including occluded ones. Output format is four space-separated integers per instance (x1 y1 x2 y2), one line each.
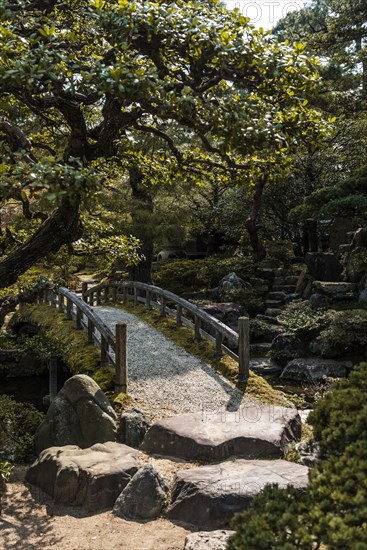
250 357 283 375
265 308 283 317
166 459 309 529
267 291 287 301
265 300 284 309
255 314 279 325
284 293 302 304
250 342 272 356
272 285 296 293
284 275 300 285
141 405 302 462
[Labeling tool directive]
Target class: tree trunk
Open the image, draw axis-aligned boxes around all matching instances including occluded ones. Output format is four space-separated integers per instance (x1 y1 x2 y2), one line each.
128 167 154 284
244 175 267 262
0 197 80 290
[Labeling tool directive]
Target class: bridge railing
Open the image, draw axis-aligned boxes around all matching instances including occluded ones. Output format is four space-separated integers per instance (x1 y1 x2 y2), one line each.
38 286 127 392
83 280 250 380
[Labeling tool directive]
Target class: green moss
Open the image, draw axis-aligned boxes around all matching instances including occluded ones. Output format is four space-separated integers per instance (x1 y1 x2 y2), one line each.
92 366 115 392
19 304 100 375
121 303 288 406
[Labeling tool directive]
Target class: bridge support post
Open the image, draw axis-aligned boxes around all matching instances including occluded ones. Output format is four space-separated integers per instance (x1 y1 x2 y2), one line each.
238 316 250 381
82 282 88 302
115 322 127 393
49 356 59 402
215 330 223 359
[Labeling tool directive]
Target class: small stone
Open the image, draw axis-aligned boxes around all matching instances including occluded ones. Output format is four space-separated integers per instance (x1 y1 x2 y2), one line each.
117 409 150 448
184 530 235 550
113 464 169 519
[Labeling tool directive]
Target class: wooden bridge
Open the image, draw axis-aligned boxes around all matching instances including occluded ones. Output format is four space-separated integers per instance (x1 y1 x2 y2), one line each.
38 281 250 394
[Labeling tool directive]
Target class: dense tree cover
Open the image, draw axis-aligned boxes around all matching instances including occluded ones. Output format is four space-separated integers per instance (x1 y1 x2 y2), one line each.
274 0 367 226
0 0 325 288
229 361 367 549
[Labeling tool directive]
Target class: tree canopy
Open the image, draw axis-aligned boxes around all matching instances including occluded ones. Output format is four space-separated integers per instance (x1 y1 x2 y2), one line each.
0 0 325 285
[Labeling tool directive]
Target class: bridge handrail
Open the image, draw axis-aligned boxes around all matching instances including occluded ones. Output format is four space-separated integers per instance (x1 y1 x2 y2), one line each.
38 286 127 392
83 280 250 380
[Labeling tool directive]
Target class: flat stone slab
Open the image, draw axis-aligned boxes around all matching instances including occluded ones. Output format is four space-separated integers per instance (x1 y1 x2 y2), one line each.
184 530 235 549
281 358 350 382
166 459 309 529
250 358 283 375
141 405 301 461
26 442 140 512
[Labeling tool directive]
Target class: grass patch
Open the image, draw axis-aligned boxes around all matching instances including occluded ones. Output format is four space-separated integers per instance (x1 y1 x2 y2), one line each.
121 302 289 406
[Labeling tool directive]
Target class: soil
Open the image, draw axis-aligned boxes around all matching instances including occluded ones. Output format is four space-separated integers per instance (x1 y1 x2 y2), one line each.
0 466 192 550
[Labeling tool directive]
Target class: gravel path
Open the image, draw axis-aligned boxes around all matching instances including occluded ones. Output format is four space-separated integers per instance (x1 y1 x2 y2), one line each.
95 306 254 421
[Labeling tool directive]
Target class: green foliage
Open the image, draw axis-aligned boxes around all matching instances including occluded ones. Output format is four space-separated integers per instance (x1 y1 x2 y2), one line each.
223 288 265 315
0 395 44 463
0 461 13 484
278 301 331 338
313 310 367 358
229 362 367 548
21 305 100 375
153 256 255 293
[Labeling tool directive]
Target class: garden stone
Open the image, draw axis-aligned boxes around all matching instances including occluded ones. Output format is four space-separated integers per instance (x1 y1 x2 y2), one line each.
141 405 301 461
184 530 235 550
26 442 139 512
309 293 329 308
35 374 117 453
201 303 246 332
250 358 283 375
113 464 169 519
305 252 343 282
271 332 305 364
295 440 320 468
312 281 356 299
117 409 150 448
359 288 367 303
218 272 249 300
166 459 309 529
281 358 349 382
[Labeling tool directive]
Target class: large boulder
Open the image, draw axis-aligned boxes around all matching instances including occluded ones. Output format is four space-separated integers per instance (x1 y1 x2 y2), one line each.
305 252 342 282
184 530 236 550
201 303 246 332
312 281 356 300
117 409 150 449
141 405 301 461
271 332 305 364
26 442 139 512
218 272 249 301
281 358 349 382
35 374 117 453
166 459 309 529
113 464 169 520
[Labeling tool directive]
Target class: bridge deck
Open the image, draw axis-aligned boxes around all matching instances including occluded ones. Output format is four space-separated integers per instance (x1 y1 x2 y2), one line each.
94 306 255 421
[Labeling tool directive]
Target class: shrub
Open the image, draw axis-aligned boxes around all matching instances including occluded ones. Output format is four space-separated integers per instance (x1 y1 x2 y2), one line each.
0 395 44 463
153 256 255 294
229 362 367 549
313 310 367 358
277 301 331 339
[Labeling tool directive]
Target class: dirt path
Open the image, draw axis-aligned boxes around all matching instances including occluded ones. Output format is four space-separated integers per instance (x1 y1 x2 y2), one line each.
1 467 191 550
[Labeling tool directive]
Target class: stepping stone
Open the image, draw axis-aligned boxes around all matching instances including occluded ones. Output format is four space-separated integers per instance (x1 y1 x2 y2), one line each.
141 405 301 461
184 530 235 549
26 442 140 512
265 308 282 317
250 342 272 356
272 285 297 293
166 459 309 529
281 358 350 382
250 358 283 375
267 291 287 301
265 300 283 308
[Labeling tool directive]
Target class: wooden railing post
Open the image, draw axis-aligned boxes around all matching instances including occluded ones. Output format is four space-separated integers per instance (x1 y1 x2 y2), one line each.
146 290 151 310
100 335 108 364
215 330 223 358
82 282 88 302
123 286 128 305
76 305 82 329
133 286 138 306
238 316 250 381
113 286 118 303
194 315 201 342
87 318 94 343
176 304 182 328
160 294 166 316
104 287 109 303
51 289 56 308
66 297 73 320
58 293 64 312
96 289 101 305
115 322 127 393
